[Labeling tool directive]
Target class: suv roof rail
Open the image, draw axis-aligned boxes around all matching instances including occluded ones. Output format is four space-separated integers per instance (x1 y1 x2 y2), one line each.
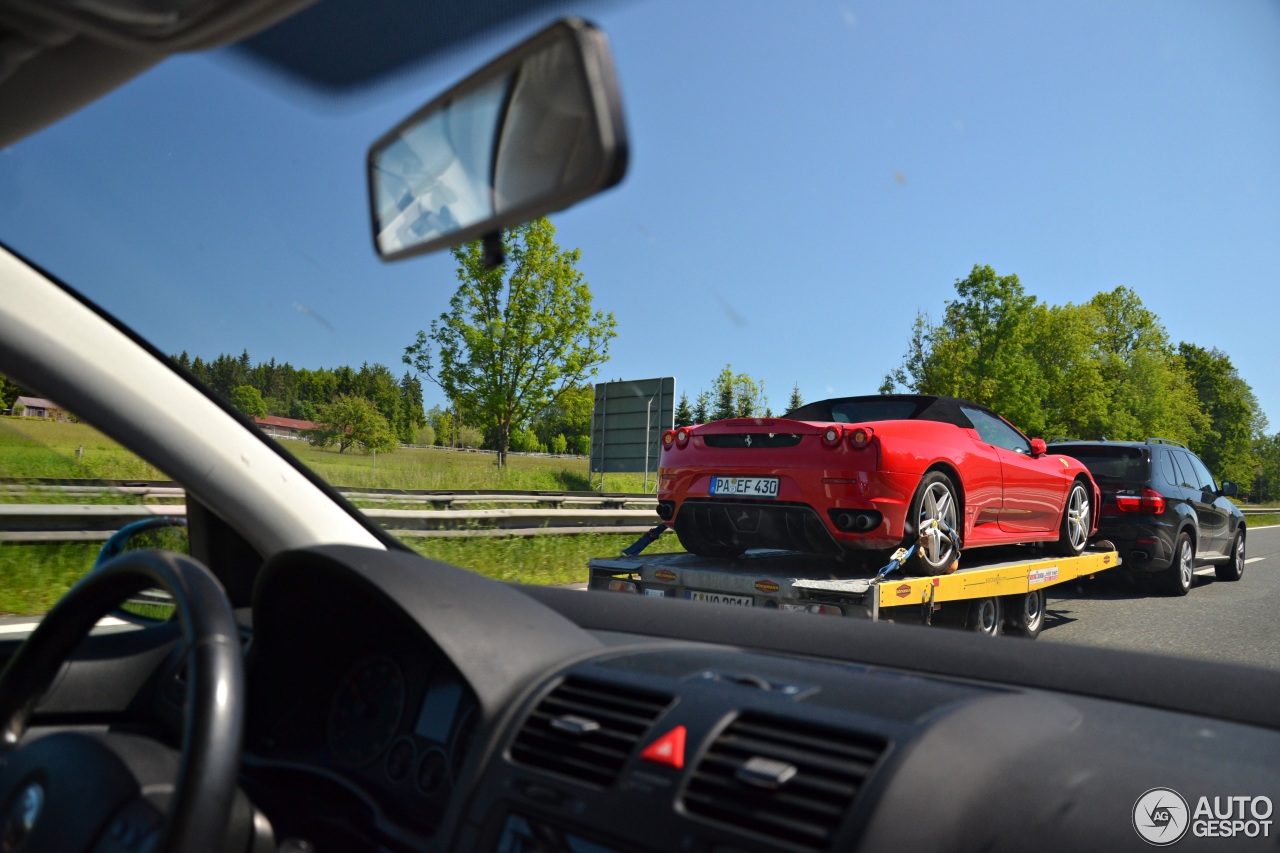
1047 437 1082 444
1146 437 1188 449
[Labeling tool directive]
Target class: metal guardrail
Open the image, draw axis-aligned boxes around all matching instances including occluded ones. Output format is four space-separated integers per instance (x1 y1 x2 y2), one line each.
0 480 656 508
1240 507 1279 517
0 501 659 542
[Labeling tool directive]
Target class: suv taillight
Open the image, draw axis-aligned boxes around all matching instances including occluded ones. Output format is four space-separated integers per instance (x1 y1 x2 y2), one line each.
1114 488 1166 514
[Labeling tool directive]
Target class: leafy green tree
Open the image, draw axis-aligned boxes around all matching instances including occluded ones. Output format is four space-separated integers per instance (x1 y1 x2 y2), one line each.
398 372 428 443
229 385 268 419
1087 287 1206 443
733 374 766 418
675 392 694 427
403 218 616 465
1027 303 1109 440
882 265 1045 434
414 424 436 447
307 394 396 454
787 383 803 413
693 391 711 424
1178 343 1264 487
551 434 569 454
712 366 736 420
531 385 593 454
1252 433 1280 503
456 424 484 449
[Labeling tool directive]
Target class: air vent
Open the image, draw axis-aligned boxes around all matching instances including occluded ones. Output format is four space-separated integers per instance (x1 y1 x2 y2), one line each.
683 714 887 851
510 677 672 788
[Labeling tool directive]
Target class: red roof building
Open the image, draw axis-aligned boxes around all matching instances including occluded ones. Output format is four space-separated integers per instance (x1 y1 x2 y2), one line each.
252 415 318 439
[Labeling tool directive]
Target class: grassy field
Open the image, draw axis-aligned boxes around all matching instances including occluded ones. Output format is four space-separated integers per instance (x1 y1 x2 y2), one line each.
0 416 665 615
0 417 168 483
0 416 650 494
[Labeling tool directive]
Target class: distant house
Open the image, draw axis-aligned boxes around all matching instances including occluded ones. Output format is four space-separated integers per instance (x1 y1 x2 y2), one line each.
13 396 66 420
252 415 318 440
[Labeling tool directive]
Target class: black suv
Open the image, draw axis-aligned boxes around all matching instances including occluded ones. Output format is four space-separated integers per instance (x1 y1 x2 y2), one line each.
1050 439 1246 595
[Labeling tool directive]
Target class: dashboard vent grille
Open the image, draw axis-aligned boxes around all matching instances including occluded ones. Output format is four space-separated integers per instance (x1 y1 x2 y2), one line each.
683 713 887 850
510 677 672 788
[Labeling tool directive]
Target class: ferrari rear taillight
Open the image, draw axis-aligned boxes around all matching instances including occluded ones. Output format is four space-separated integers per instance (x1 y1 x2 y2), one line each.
847 426 873 448
675 427 690 449
821 426 842 448
661 430 675 449
1114 488 1166 514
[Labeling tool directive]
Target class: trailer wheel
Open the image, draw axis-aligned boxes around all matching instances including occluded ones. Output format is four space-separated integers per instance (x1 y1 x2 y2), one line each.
1004 589 1045 639
966 596 1003 636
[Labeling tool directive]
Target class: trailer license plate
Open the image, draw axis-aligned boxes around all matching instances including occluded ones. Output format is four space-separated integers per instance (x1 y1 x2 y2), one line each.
686 590 754 607
709 476 779 498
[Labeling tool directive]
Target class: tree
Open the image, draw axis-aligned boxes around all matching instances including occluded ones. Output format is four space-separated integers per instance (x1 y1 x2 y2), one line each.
229 385 268 419
675 392 694 427
1253 433 1280 503
403 217 616 465
712 366 736 420
1178 343 1264 487
530 385 593 455
880 265 1046 433
307 394 396 454
733 374 766 418
398 372 428 444
787 383 804 413
693 391 711 424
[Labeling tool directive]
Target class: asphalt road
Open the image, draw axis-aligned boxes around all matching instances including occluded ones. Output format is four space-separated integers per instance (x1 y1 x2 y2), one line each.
1039 524 1280 669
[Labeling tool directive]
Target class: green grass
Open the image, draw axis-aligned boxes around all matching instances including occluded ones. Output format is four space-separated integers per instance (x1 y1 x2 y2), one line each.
0 417 665 615
407 532 685 586
0 417 169 482
0 542 99 615
0 415 651 494
1247 513 1280 527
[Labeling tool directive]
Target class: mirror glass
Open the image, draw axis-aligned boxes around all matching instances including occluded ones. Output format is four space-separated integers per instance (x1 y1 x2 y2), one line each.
371 76 508 257
369 19 625 261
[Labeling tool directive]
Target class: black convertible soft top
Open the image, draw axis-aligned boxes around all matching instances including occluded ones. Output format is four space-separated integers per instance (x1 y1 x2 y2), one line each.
784 394 982 428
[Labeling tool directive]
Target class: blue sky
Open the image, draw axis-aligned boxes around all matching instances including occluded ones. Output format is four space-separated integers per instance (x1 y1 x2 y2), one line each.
2 0 1279 434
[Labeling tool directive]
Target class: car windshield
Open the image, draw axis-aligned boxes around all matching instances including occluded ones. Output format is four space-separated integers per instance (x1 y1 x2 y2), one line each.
1 1 1277 667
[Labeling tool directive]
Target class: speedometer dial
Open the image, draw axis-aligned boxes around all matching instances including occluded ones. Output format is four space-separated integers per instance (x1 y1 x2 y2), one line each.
328 655 406 767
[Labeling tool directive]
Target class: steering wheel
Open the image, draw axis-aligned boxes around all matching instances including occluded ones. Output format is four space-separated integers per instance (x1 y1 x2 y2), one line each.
0 550 244 853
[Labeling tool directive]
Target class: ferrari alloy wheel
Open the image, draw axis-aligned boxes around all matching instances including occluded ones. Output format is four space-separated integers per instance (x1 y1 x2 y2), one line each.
1216 530 1245 582
907 472 959 575
1055 480 1090 557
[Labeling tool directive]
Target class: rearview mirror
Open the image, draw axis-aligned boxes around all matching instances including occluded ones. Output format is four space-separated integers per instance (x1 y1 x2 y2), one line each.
367 18 628 262
1030 438 1047 457
1220 480 1238 497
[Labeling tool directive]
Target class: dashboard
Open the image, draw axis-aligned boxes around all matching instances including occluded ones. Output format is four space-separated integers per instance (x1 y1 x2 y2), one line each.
18 544 1280 853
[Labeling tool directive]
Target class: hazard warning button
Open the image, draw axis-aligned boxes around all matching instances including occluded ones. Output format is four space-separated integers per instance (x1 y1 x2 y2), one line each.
639 725 687 769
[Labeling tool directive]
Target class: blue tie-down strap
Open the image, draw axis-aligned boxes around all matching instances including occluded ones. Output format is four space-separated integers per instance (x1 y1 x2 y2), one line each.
94 516 188 569
875 519 960 579
621 523 669 557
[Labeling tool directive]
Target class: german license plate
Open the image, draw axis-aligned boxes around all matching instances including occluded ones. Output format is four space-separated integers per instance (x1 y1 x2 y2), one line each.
709 476 779 498
686 590 754 607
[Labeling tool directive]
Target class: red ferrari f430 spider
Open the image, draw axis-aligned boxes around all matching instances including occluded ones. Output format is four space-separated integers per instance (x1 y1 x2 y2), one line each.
658 395 1100 574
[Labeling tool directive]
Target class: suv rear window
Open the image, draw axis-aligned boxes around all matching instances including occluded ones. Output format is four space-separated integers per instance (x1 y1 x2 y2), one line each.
1059 445 1148 483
